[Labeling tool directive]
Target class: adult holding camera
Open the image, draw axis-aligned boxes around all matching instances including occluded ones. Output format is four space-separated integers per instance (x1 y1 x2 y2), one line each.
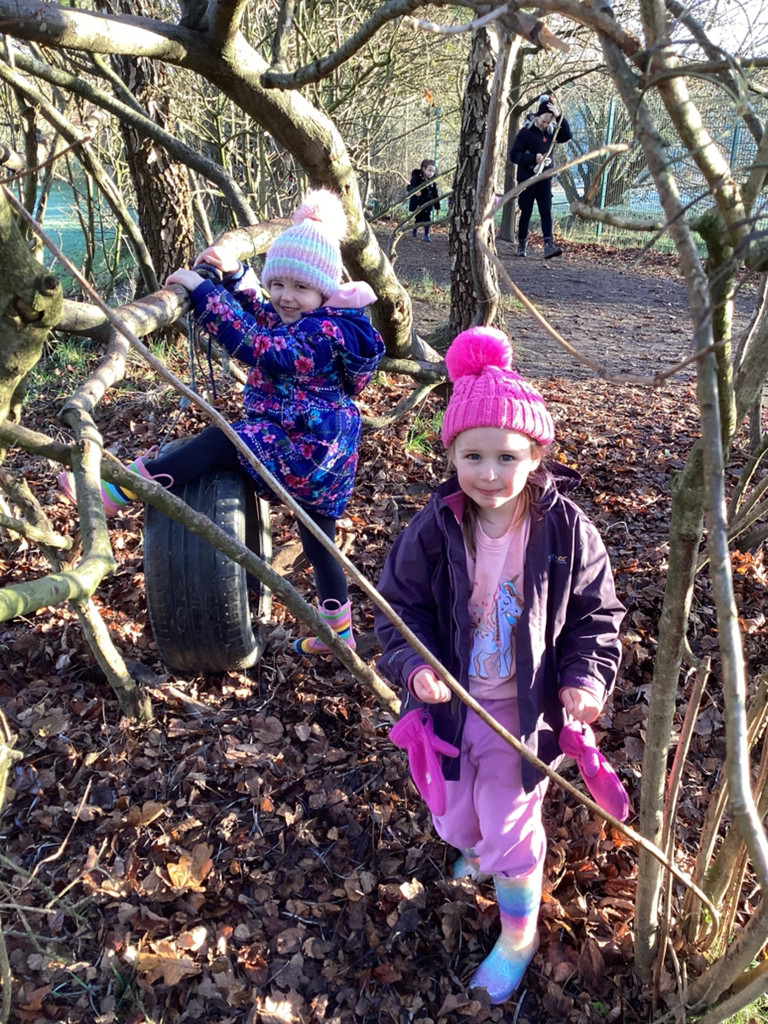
510 96 572 259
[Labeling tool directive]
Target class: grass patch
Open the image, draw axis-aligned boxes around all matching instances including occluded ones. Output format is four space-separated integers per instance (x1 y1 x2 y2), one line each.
722 996 768 1023
500 292 526 315
689 993 768 1023
405 409 443 457
25 336 95 404
405 269 450 303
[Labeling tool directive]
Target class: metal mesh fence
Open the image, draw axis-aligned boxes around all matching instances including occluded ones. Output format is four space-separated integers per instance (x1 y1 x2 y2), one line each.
363 100 462 223
550 83 768 251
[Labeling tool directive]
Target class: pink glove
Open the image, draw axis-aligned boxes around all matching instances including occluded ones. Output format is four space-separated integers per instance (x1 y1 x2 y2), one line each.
390 709 459 816
559 721 630 821
325 281 376 308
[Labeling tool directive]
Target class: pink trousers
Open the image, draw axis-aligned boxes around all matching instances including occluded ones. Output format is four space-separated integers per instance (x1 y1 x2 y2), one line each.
432 697 548 878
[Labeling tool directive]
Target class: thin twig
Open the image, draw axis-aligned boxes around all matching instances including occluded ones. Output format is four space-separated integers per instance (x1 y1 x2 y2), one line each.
19 781 92 892
1 132 92 185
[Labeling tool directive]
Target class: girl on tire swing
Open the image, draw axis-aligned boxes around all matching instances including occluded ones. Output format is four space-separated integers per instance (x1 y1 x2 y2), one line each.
374 327 625 1004
59 189 385 656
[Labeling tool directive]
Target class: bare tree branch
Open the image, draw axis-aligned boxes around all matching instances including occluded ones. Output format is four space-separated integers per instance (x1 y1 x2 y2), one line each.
270 0 296 68
406 4 570 52
208 0 248 48
261 0 438 89
535 0 643 56
570 198 665 230
664 0 765 142
9 48 256 224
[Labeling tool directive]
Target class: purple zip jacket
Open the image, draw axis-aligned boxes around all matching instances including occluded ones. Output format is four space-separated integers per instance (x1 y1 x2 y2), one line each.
375 465 625 792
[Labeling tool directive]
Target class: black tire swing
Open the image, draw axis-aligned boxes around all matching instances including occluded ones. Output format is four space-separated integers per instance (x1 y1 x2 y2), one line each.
143 463 272 675
142 265 273 674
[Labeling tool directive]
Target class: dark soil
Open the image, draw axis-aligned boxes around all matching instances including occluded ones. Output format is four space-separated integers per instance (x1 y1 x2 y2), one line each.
1 236 766 1024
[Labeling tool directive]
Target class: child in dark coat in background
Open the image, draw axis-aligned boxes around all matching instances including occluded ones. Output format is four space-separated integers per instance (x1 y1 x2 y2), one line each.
408 159 440 241
375 327 624 1004
60 189 384 656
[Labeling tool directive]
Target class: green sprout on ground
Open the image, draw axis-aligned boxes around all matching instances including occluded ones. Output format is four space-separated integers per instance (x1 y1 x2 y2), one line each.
405 409 444 457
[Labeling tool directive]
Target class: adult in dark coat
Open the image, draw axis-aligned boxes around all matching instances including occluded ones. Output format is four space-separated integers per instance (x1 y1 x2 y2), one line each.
408 159 440 241
510 97 572 259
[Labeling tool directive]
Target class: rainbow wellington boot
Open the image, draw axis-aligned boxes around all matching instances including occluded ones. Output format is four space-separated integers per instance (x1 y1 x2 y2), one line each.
469 864 543 1004
59 449 173 516
293 598 356 655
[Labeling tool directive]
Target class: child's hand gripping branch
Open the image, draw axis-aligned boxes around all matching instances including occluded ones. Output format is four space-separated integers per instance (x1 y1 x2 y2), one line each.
165 244 240 293
375 326 625 1005
411 667 452 704
413 673 602 721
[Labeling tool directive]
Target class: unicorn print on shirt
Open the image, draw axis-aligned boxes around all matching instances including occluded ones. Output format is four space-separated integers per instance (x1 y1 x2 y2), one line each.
469 575 524 680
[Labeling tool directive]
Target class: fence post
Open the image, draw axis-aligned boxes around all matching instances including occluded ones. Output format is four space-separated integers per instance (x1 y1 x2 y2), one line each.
730 119 742 167
597 96 616 241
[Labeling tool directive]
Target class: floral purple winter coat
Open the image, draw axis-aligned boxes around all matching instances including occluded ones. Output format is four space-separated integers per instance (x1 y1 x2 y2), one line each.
187 270 384 519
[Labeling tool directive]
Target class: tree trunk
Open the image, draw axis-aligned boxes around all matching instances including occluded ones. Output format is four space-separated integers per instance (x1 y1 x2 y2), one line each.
0 190 62 427
498 47 525 243
449 28 500 336
102 0 196 294
633 450 705 975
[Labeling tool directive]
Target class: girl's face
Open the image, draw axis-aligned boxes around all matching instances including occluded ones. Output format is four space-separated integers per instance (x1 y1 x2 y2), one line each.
268 276 325 323
453 427 540 530
423 163 436 179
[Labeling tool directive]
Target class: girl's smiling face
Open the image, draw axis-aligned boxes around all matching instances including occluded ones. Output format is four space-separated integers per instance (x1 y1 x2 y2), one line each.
453 427 540 531
268 276 325 323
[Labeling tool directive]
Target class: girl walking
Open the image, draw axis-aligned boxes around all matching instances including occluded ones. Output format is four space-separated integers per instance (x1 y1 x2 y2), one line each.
60 189 384 655
407 159 440 241
375 326 624 1004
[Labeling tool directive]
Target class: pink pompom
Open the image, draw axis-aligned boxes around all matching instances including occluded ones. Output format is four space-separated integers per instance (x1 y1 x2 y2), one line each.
292 188 347 242
444 327 514 382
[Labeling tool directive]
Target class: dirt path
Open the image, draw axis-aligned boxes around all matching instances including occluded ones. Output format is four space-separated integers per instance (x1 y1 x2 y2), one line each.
391 228 753 383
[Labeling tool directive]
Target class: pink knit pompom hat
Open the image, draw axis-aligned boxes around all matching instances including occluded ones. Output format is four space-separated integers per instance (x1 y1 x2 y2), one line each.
262 189 347 298
441 326 555 447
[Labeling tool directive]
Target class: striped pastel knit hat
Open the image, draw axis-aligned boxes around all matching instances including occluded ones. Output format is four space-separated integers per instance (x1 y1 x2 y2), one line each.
262 189 347 298
441 327 555 447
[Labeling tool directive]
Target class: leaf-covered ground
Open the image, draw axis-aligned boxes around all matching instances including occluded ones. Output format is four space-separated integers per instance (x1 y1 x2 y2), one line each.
1 237 767 1023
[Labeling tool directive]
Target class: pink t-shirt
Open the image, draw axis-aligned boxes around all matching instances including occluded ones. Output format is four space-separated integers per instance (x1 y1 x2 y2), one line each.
465 516 530 700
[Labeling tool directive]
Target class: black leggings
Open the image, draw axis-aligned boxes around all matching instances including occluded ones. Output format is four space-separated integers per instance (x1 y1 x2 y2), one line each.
517 178 553 240
145 426 348 605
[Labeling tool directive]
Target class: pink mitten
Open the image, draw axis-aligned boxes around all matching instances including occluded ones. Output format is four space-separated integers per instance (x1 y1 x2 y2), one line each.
325 281 377 309
559 721 630 821
390 709 460 816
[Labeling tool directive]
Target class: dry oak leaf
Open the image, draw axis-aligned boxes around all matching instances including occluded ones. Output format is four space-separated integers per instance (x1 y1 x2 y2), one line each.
373 961 402 983
135 939 201 985
176 925 209 951
253 990 306 1024
166 842 213 892
15 983 54 1022
123 800 167 827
